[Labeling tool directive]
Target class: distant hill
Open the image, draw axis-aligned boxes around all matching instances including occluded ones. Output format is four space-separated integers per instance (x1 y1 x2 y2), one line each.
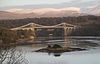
90 7 100 16
0 11 39 20
0 7 87 20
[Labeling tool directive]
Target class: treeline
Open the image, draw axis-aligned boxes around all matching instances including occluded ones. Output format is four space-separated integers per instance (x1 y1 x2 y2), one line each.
71 23 100 36
0 26 18 44
0 15 100 28
0 26 34 45
0 15 100 36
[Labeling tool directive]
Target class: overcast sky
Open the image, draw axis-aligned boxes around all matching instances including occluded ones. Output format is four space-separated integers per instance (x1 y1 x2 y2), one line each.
0 0 95 7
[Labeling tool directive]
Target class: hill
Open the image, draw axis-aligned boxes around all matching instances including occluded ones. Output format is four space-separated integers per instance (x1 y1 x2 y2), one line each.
0 7 87 20
0 15 100 36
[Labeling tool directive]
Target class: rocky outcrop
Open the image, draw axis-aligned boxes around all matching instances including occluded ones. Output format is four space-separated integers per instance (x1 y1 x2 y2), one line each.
35 44 86 53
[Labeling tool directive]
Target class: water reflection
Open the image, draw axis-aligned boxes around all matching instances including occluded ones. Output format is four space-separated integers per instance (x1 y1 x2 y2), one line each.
49 52 62 57
53 53 61 57
17 37 100 64
0 46 28 64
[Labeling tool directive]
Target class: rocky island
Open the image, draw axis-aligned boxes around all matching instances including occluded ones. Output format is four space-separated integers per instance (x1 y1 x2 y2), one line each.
35 44 86 53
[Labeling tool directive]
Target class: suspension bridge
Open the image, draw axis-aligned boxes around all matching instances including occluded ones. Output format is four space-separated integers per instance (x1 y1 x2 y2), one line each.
11 22 77 37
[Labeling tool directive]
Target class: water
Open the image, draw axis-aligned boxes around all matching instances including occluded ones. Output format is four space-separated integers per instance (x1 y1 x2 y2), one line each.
16 36 100 64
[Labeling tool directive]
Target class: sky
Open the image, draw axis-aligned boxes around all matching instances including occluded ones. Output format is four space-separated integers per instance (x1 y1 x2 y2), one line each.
0 0 70 7
0 0 93 7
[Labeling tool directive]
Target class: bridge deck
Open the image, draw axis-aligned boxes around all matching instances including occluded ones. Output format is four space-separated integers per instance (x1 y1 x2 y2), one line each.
10 23 76 30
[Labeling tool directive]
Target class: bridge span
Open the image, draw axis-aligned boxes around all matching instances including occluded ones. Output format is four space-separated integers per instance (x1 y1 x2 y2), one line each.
10 22 77 37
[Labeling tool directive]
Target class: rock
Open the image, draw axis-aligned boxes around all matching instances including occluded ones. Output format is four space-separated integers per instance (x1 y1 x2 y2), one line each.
35 44 86 53
52 44 62 48
47 45 52 48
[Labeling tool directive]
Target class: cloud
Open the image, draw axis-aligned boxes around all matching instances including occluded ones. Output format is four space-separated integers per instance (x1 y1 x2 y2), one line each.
87 5 97 9
6 7 81 14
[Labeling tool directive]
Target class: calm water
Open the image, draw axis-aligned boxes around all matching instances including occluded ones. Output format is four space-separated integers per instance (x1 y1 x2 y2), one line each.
16 36 100 64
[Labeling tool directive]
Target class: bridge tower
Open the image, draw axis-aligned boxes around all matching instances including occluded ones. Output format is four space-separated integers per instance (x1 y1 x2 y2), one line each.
30 23 36 40
62 23 67 37
62 23 67 42
62 22 69 47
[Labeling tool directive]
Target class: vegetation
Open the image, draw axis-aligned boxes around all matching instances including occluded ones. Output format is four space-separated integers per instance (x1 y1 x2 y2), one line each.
0 26 18 44
71 23 100 36
0 15 100 37
0 26 28 64
0 15 100 28
0 26 34 45
16 30 34 39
